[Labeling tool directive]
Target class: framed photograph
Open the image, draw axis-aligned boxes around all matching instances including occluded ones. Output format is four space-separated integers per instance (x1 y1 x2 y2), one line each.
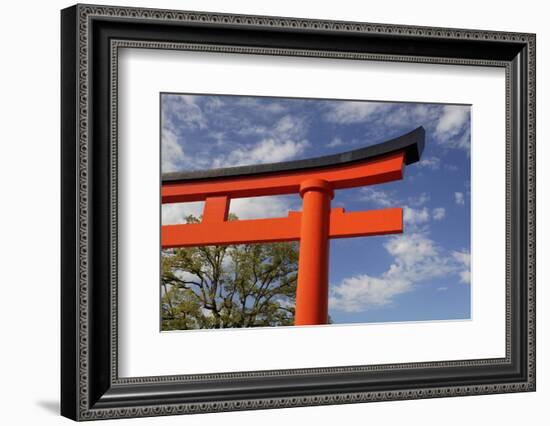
61 3 536 421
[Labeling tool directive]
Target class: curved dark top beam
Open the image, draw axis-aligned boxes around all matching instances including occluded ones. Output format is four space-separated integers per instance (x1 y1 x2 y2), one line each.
162 126 425 183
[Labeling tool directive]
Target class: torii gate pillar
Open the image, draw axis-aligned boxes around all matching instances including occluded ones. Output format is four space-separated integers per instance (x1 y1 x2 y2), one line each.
295 179 333 325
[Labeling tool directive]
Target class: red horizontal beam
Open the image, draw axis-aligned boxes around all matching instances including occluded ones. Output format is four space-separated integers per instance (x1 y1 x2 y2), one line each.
329 207 403 238
161 207 402 248
162 152 405 204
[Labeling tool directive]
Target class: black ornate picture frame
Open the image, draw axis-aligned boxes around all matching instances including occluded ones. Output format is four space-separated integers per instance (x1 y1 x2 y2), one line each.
61 3 536 421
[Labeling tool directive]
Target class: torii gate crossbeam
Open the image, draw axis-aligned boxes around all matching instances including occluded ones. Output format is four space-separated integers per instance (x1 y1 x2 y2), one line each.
161 127 425 326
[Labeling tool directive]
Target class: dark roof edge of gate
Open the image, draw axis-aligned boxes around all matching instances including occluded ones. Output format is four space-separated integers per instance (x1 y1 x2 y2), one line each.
163 126 425 183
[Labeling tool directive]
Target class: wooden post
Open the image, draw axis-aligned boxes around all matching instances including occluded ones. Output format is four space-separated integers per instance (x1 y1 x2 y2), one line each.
294 179 333 325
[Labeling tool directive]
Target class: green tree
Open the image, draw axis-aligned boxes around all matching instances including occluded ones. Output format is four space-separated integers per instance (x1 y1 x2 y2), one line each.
161 215 299 330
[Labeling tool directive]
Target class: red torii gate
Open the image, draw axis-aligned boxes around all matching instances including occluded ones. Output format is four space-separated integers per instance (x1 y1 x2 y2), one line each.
161 127 425 326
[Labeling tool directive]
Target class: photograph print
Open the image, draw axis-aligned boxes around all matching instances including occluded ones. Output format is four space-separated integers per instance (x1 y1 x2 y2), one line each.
160 93 471 331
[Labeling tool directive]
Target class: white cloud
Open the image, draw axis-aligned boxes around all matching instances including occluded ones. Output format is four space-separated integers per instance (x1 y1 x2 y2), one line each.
262 102 287 114
213 138 309 168
162 202 204 225
161 95 211 172
235 114 308 141
329 274 411 311
272 115 308 140
384 233 438 268
330 233 458 312
236 124 268 137
213 115 309 168
161 96 308 173
204 96 225 111
403 206 430 226
432 207 446 221
435 105 470 149
408 193 430 207
454 192 465 205
208 131 226 144
322 102 470 152
436 105 469 136
327 137 344 148
452 250 471 283
324 101 390 124
161 128 185 172
359 187 396 207
236 98 288 115
361 191 439 227
229 195 297 219
163 95 207 130
324 101 439 127
161 196 297 225
382 104 439 129
236 109 300 139
418 156 441 170
452 128 471 150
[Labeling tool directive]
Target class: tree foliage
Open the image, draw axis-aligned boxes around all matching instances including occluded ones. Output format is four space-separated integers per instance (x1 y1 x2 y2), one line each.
161 215 299 330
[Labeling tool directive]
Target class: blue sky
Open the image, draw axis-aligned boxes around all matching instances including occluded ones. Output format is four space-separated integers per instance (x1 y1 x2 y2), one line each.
161 93 471 324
